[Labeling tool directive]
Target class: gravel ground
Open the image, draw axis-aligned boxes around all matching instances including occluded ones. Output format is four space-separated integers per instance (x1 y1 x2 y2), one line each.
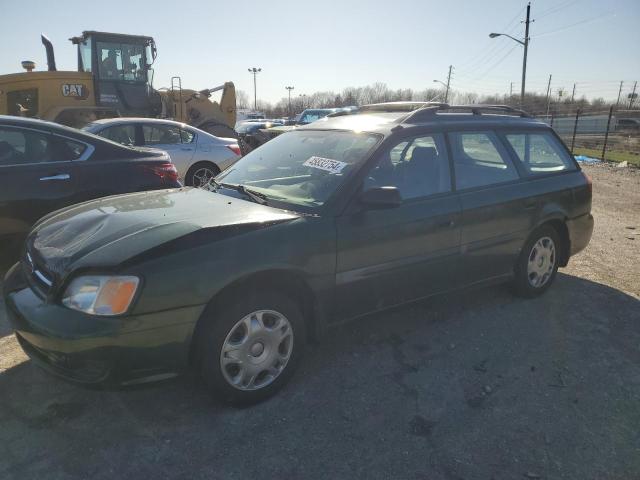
0 163 638 480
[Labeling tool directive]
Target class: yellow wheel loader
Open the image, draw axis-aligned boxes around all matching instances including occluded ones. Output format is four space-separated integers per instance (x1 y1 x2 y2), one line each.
0 32 237 138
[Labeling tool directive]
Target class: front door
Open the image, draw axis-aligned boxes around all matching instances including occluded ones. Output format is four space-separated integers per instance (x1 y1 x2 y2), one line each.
0 126 80 240
334 133 461 321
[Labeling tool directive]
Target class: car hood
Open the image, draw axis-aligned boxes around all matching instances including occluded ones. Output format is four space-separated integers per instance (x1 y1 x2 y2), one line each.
28 188 298 277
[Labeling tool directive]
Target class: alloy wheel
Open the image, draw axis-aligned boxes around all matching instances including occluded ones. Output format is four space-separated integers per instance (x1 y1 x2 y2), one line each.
191 167 217 188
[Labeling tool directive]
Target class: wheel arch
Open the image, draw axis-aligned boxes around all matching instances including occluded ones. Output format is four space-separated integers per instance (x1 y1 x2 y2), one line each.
188 268 322 366
532 215 571 267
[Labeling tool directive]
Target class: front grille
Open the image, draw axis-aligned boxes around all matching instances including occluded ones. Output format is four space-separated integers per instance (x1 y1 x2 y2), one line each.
25 251 54 293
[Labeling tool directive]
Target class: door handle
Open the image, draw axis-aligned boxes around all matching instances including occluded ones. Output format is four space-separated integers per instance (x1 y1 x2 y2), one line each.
40 174 70 181
436 219 455 228
180 147 193 151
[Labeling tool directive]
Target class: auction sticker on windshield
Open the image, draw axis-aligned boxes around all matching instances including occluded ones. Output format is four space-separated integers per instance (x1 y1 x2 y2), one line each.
303 156 348 174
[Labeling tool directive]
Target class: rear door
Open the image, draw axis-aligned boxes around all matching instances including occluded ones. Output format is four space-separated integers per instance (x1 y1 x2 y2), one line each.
335 132 461 320
142 123 195 179
0 125 82 239
448 130 532 285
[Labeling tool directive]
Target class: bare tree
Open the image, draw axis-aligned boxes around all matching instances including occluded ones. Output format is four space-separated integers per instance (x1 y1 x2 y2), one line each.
236 90 250 110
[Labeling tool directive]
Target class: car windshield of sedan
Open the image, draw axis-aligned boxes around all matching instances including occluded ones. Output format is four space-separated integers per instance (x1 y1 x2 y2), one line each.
216 130 380 210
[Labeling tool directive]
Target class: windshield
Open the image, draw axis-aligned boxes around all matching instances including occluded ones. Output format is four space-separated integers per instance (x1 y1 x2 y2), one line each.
97 41 147 82
236 122 282 133
217 130 380 211
299 110 334 125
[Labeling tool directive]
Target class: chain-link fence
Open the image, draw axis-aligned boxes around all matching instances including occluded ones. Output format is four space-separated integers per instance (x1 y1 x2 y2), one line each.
527 108 639 165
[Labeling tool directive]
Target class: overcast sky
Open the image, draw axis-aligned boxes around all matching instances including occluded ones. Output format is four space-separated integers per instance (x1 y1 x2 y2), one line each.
2 0 639 104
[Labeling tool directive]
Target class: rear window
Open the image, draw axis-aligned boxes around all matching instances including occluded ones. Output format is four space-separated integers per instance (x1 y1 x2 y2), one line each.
505 132 576 175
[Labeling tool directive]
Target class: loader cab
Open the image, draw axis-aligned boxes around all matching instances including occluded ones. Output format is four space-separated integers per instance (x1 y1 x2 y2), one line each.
70 31 161 117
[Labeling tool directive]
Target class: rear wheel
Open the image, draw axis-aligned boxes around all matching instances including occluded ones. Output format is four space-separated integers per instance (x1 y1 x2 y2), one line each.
513 225 561 298
198 291 306 405
185 162 219 188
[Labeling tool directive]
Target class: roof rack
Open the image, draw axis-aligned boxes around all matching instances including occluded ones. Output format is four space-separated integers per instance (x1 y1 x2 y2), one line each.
360 101 447 113
402 104 532 123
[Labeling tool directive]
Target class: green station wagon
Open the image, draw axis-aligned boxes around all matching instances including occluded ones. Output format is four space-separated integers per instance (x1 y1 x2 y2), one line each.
3 104 593 404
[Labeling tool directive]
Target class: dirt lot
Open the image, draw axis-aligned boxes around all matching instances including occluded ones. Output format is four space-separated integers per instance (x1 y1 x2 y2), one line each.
1 164 638 480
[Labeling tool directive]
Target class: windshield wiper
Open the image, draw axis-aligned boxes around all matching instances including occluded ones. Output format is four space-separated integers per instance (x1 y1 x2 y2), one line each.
214 181 268 205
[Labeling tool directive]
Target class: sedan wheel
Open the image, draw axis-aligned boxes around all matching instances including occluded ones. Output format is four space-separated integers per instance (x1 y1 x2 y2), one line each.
191 166 217 188
220 310 294 391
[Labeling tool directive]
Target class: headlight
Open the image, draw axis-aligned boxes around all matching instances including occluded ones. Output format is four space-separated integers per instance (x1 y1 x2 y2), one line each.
62 275 140 316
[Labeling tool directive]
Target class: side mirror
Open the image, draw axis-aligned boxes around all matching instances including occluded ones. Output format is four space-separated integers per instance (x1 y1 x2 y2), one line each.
359 186 402 209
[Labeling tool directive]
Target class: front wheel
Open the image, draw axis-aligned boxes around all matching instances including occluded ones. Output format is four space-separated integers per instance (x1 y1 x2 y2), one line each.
513 225 561 298
198 291 306 405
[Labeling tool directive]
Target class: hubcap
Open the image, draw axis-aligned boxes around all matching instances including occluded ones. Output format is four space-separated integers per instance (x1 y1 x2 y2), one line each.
527 236 556 288
192 167 216 189
220 310 294 391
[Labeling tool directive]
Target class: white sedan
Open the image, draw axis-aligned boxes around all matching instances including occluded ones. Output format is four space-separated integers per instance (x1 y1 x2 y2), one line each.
83 118 241 187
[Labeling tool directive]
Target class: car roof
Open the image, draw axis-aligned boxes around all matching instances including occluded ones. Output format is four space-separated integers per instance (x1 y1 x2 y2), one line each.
0 114 87 135
297 104 549 135
88 117 192 128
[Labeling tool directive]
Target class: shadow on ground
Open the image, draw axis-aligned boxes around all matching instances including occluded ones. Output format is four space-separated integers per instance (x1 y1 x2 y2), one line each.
1 273 639 480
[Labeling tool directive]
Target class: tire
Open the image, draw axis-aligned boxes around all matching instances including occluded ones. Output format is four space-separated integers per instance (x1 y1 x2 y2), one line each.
185 162 220 188
512 225 561 298
198 290 306 405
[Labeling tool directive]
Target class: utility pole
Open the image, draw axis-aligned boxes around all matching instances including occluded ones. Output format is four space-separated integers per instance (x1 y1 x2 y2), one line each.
510 82 513 97
629 81 638 109
615 81 624 109
521 2 531 105
285 86 295 117
545 74 552 116
571 83 576 103
489 3 531 106
445 65 453 103
248 67 261 110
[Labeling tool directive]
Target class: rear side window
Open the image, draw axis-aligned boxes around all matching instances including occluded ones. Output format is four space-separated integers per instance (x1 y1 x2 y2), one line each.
143 125 181 145
0 128 86 165
505 132 576 175
449 131 519 190
180 129 195 143
100 125 136 146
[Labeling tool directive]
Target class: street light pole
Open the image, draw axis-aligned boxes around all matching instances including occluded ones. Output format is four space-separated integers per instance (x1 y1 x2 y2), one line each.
521 2 531 105
248 67 261 110
285 86 295 117
433 66 453 103
489 2 531 106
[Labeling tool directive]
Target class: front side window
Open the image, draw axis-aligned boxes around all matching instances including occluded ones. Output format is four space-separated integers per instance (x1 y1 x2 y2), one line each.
505 132 576 174
143 125 181 145
217 130 380 210
97 41 146 82
0 128 85 165
100 125 136 146
449 131 519 190
365 134 451 200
